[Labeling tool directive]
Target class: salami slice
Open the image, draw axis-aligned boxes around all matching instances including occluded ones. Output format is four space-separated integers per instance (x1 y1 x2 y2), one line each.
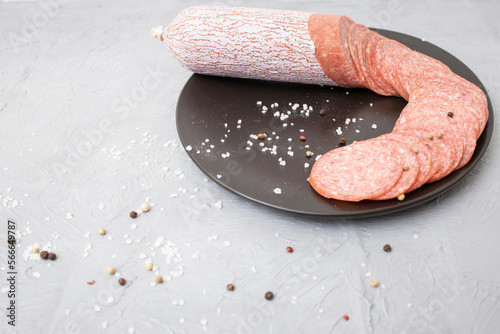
394 115 462 182
375 132 433 192
397 97 476 169
348 23 370 87
411 78 488 137
395 51 452 100
357 30 379 92
365 34 398 96
370 137 420 200
374 39 410 96
308 14 362 87
309 139 403 201
382 46 412 98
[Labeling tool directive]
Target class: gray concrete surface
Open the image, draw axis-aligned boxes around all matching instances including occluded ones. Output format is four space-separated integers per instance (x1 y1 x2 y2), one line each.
1 0 499 333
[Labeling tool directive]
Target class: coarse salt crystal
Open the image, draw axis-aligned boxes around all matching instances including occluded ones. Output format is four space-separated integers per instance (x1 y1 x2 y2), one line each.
336 127 343 135
274 188 282 194
372 124 378 129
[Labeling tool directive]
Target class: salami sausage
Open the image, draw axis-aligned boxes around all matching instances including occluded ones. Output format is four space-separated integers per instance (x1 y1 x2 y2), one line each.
157 6 489 201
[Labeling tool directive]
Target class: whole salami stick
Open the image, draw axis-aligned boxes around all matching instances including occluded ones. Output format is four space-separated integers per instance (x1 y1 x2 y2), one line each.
154 6 489 202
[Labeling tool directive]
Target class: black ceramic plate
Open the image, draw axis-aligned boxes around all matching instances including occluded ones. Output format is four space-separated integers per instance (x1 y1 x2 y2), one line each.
175 29 493 217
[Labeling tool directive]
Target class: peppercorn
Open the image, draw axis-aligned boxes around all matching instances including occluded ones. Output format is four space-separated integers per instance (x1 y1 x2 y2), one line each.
286 246 293 253
32 247 40 254
257 133 266 139
8 237 15 245
48 252 57 261
98 227 106 235
427 134 434 140
118 278 126 285
383 244 392 252
436 132 443 139
447 111 454 118
370 279 379 287
403 164 409 171
155 275 163 283
265 291 274 300
130 211 138 218
343 315 350 321
413 147 419 153
319 109 326 116
299 135 306 141
40 251 49 260
145 262 153 271
397 194 405 201
141 203 150 212
107 266 116 274
339 137 347 145
226 284 235 291
306 151 313 158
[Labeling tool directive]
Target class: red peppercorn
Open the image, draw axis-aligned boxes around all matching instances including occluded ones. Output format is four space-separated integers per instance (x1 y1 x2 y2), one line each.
286 246 293 253
300 135 306 141
343 315 349 321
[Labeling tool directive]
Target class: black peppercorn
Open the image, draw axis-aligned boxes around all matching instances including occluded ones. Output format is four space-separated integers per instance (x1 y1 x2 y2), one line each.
265 291 274 300
130 211 138 218
383 244 392 253
48 252 57 260
40 251 49 259
226 284 235 291
339 137 347 145
119 278 126 285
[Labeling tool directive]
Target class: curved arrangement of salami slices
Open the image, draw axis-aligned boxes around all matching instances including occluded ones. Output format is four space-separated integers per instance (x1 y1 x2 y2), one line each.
157 6 489 202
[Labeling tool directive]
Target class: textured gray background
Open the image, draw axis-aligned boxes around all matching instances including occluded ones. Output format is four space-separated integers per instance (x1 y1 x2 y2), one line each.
1 0 499 333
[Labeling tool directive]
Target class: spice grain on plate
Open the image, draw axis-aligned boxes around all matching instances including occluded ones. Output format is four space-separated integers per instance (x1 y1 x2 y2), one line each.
130 211 138 218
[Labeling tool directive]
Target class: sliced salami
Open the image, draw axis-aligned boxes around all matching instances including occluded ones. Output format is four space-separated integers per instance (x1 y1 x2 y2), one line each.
411 78 488 137
357 30 379 92
309 139 403 201
395 51 452 100
370 137 420 200
308 14 362 87
394 115 462 182
382 46 412 98
397 97 476 169
375 132 433 192
161 6 490 202
365 34 398 96
374 39 410 96
348 23 370 87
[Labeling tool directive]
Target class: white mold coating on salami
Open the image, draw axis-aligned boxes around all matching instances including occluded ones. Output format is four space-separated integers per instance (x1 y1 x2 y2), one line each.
163 6 335 86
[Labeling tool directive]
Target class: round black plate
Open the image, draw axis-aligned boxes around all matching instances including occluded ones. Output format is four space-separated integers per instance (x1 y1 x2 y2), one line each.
175 29 493 217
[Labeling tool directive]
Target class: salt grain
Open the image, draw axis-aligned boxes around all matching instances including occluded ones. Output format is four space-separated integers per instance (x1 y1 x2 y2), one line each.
274 188 282 195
